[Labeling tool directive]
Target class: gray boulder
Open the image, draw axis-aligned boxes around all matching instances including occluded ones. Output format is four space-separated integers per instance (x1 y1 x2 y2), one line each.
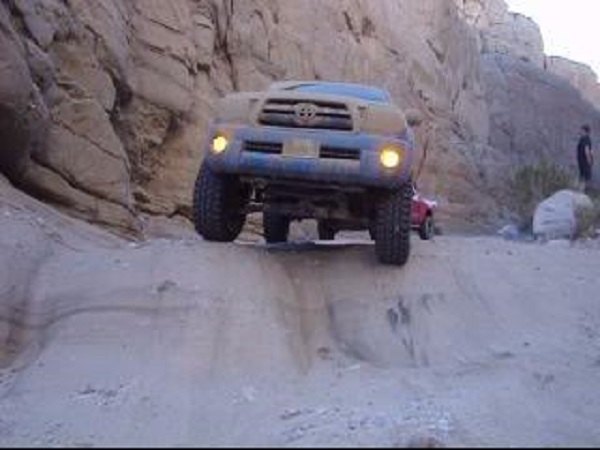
533 190 595 240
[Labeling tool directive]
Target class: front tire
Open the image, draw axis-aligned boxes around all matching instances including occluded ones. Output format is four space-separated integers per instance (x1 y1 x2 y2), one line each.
374 182 412 266
418 215 434 241
193 164 246 242
264 212 290 243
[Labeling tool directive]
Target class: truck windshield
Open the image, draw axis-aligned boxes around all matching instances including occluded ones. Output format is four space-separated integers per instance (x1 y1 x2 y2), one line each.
283 83 391 103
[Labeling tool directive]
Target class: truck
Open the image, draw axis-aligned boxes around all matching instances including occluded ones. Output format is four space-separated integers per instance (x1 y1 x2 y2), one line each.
192 81 422 266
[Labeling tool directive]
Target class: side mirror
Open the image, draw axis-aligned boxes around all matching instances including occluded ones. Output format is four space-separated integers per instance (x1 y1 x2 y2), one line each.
405 108 424 128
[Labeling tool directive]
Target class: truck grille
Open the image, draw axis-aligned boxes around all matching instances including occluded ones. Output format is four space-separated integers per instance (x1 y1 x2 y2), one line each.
258 99 353 131
320 146 361 161
243 141 361 161
243 141 283 155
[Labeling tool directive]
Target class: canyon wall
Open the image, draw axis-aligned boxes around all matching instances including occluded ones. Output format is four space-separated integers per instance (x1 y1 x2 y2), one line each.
1 0 599 234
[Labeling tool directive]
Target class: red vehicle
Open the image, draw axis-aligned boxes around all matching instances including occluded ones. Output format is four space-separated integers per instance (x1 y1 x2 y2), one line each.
323 184 437 242
411 186 437 240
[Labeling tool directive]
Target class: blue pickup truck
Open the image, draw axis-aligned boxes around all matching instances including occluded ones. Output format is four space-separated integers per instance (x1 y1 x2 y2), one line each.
193 81 421 266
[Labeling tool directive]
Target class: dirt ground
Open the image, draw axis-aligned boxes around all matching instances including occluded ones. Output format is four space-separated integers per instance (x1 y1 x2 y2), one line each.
1 177 600 447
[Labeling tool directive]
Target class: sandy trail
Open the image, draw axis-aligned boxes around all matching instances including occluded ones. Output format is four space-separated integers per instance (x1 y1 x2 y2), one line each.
1 179 600 447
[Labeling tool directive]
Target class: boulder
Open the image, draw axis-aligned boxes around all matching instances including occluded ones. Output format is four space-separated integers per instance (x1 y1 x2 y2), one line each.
533 190 595 240
498 223 521 241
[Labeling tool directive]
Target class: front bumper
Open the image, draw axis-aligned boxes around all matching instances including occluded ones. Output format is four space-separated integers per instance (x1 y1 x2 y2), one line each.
203 124 414 189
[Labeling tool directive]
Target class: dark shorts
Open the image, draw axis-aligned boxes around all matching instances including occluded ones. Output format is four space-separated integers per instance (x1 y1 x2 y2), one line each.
578 160 592 181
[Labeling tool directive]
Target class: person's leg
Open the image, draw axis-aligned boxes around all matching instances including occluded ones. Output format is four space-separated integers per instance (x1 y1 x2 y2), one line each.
578 165 586 191
581 164 592 192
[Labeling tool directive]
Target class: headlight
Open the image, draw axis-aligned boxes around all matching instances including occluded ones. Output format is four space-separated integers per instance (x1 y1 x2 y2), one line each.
212 135 229 154
380 146 403 169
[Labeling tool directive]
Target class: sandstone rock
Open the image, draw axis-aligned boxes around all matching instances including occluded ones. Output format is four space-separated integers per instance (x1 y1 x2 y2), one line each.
533 190 594 240
52 41 117 111
482 54 600 176
547 56 600 111
36 93 132 207
67 0 130 76
0 1 134 235
24 40 56 96
0 5 49 181
11 0 76 50
116 98 178 188
21 162 139 237
139 213 196 240
126 0 197 112
457 0 545 68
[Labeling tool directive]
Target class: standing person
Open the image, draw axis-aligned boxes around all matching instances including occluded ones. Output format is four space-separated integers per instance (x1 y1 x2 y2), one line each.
577 125 594 190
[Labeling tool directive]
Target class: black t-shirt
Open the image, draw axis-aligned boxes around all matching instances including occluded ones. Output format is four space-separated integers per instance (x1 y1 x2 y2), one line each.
577 135 592 163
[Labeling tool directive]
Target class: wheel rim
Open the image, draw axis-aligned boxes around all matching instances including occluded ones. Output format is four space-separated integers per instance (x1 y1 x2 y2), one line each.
426 217 433 238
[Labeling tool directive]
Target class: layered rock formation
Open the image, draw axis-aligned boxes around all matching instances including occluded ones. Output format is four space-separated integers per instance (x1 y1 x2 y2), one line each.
457 0 545 68
547 56 600 111
455 0 600 226
0 0 599 235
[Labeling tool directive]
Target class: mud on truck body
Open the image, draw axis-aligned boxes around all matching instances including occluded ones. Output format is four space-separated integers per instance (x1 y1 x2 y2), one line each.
193 81 422 266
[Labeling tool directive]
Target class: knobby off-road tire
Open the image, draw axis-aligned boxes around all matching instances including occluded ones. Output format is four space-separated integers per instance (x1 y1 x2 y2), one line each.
317 220 336 241
418 215 434 241
193 164 247 242
374 182 412 266
264 212 290 243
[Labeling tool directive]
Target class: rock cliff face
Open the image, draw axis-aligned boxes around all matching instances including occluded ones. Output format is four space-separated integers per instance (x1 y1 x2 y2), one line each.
547 56 600 111
0 0 599 234
457 0 545 67
460 0 600 204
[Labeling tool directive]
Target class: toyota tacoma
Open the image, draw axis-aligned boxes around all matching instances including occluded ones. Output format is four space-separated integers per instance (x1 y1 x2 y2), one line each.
193 81 421 266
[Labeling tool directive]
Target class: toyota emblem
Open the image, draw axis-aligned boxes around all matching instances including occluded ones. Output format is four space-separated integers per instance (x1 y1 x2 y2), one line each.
294 103 318 125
